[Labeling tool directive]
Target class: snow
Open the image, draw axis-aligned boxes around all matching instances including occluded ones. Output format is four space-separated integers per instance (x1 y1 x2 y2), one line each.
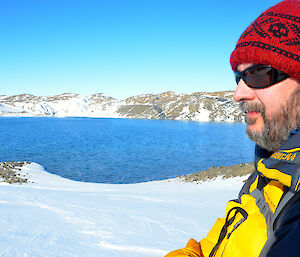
0 163 247 257
0 103 24 115
193 108 211 122
175 105 211 122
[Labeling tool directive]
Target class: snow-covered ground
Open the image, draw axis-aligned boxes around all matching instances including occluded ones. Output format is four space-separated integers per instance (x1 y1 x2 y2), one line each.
0 163 247 257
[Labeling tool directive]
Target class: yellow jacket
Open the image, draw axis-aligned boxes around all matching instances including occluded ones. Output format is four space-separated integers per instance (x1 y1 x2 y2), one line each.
165 132 300 257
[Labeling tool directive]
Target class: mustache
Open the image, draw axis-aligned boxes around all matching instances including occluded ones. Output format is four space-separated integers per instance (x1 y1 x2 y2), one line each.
239 102 266 116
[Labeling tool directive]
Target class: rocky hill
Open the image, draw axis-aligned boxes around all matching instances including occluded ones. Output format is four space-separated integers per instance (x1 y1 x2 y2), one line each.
0 91 244 122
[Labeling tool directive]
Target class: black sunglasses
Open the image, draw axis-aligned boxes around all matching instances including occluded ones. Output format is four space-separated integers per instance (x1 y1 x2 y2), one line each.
234 64 289 89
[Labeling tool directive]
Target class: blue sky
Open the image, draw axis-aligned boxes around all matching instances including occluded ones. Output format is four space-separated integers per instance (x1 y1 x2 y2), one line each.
0 0 280 99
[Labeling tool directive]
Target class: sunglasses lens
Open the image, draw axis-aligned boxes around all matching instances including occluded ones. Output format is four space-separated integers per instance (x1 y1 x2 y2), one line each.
235 74 241 84
244 66 273 88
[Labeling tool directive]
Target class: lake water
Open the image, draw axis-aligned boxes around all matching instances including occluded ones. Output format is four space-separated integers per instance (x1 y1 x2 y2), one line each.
0 117 254 183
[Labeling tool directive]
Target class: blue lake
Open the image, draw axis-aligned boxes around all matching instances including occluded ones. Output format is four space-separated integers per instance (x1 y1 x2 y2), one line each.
0 117 254 183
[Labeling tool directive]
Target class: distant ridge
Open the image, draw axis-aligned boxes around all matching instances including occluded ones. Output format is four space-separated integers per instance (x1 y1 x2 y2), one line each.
0 91 243 122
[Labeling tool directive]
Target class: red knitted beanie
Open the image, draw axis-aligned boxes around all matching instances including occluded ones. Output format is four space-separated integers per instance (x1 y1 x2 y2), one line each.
230 0 300 79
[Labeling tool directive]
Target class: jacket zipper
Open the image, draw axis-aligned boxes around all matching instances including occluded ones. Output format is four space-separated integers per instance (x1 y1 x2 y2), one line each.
209 207 248 257
220 217 247 257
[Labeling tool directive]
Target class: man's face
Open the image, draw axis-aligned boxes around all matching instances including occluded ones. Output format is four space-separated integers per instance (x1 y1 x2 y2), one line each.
234 63 300 152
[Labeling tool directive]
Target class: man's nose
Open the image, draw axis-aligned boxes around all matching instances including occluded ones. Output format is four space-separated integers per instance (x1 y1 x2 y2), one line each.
233 79 256 102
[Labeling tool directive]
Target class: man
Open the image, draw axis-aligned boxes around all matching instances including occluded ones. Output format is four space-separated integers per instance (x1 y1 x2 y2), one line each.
166 1 300 256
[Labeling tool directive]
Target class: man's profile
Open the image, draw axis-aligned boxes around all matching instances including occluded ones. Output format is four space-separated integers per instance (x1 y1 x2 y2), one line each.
166 1 300 256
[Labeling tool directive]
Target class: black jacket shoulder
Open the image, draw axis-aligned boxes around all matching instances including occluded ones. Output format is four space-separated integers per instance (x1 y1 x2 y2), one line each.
260 191 300 257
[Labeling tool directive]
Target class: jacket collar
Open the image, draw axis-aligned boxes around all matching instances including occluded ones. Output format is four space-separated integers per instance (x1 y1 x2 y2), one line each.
255 128 300 163
254 129 300 191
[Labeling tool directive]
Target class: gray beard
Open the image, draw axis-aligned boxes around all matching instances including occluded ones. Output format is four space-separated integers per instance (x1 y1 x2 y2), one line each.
240 88 300 152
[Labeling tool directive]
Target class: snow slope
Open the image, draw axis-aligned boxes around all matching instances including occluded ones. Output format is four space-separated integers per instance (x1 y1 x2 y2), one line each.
0 163 247 257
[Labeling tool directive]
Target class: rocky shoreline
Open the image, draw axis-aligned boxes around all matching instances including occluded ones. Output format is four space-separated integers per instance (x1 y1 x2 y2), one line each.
179 162 254 183
0 161 31 184
0 161 254 184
